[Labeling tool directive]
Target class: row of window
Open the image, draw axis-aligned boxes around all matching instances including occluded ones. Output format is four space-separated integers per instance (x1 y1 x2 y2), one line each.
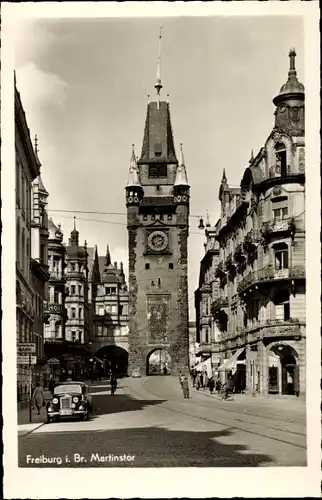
145 263 173 270
16 218 30 280
143 214 172 222
16 157 31 224
95 325 127 337
96 304 126 316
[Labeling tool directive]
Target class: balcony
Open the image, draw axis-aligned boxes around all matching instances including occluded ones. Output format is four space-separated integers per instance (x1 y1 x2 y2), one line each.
200 315 212 327
67 270 84 279
49 270 66 282
261 217 296 242
243 229 260 252
211 296 228 314
215 261 226 278
198 342 212 354
237 264 305 294
245 318 303 343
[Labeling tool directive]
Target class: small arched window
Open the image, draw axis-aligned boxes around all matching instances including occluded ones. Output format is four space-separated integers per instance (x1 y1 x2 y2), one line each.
157 277 162 287
275 142 287 176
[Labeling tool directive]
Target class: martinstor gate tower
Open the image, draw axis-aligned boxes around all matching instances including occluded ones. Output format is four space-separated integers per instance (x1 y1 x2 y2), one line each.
125 37 190 376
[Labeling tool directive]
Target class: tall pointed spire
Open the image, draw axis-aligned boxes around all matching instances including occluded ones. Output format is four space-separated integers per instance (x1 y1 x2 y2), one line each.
127 144 141 187
155 27 163 102
221 168 227 184
105 244 111 268
174 143 189 187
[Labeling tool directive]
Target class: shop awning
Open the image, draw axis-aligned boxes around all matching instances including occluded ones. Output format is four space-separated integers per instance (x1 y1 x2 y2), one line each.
193 357 212 378
218 347 246 372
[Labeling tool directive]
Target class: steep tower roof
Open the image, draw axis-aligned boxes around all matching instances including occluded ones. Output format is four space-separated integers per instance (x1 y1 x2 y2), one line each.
174 143 189 187
70 217 79 247
138 101 177 164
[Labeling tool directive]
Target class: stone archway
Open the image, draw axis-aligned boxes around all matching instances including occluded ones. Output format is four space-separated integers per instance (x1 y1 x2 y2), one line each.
146 348 171 376
94 345 129 378
267 342 299 395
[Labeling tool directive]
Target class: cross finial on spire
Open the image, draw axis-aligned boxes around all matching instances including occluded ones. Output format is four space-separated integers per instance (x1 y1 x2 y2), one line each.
155 27 163 107
249 149 254 163
179 143 185 166
34 134 39 154
221 168 227 184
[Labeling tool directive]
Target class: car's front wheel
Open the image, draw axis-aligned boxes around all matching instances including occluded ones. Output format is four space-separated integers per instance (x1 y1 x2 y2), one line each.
46 414 51 424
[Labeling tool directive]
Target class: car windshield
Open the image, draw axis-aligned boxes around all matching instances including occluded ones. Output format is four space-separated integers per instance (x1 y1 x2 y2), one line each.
53 384 82 395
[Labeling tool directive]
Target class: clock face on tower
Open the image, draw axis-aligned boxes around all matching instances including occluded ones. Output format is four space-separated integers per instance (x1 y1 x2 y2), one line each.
148 231 168 252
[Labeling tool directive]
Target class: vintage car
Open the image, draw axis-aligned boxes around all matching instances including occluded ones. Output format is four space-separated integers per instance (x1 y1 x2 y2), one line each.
46 381 93 423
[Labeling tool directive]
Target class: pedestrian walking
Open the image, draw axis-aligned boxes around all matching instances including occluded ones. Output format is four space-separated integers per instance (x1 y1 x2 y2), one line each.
48 376 55 395
209 377 215 394
178 371 184 388
195 373 200 391
182 376 190 399
110 374 117 395
32 382 45 415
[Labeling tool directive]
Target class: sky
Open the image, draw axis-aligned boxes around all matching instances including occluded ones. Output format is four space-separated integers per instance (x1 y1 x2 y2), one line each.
14 15 304 320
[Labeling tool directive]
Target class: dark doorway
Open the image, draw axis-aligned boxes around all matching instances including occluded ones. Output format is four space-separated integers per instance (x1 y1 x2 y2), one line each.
147 349 171 376
95 346 129 378
281 354 297 395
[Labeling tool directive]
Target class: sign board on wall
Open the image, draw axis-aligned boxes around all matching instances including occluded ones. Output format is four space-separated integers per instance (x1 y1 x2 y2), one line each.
17 343 36 354
17 355 37 365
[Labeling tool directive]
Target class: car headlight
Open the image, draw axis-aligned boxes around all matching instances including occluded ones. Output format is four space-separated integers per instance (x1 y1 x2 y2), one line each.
52 398 58 404
71 403 76 408
79 405 84 410
73 397 79 403
48 407 53 412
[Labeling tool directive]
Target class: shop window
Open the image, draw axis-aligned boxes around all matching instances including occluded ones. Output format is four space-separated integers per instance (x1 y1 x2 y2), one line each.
274 243 289 269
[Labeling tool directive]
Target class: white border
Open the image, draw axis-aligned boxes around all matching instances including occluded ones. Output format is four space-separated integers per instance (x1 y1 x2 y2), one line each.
2 2 321 498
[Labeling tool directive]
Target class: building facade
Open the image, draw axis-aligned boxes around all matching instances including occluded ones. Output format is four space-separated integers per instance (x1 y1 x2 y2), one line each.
30 156 50 385
43 218 68 379
126 77 190 377
196 49 306 397
87 245 129 376
15 83 41 398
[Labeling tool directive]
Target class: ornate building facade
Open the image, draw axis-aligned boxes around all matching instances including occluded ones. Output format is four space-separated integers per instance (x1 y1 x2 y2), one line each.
15 83 42 394
30 153 50 384
196 49 306 397
126 74 190 377
87 245 129 375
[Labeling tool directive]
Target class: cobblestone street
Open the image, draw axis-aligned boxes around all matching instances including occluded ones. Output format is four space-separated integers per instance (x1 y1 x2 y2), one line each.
18 376 306 468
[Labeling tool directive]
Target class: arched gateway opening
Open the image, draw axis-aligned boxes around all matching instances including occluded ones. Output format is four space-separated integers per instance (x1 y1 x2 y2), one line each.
94 346 129 378
147 349 171 376
268 343 299 395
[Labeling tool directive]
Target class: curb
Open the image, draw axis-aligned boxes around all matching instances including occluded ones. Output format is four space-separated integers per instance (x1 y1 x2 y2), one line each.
18 421 46 437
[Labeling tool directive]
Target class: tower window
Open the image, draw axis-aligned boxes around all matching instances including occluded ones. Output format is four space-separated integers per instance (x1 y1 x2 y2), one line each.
145 263 150 270
156 185 160 191
169 263 174 269
151 280 155 287
71 285 76 295
149 165 167 178
143 214 148 221
275 143 287 175
71 263 75 271
72 331 76 342
71 308 76 319
157 277 162 287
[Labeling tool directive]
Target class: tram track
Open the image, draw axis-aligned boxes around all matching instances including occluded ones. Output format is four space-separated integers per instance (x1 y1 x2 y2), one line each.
124 380 306 450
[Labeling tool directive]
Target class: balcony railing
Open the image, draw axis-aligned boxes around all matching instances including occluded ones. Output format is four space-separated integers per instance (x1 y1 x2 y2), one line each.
211 296 228 313
198 342 212 354
49 270 65 281
243 229 260 251
237 264 305 294
261 217 296 241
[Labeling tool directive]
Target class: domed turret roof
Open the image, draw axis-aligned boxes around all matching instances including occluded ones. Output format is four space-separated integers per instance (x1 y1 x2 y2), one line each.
273 49 304 105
